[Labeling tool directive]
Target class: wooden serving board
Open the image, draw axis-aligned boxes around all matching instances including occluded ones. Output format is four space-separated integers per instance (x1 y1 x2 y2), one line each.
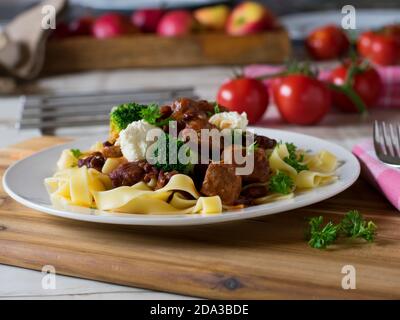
1 137 400 299
43 29 291 75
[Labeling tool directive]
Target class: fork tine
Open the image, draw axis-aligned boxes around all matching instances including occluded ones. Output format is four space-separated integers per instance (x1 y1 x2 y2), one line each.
390 123 400 158
398 124 400 157
374 121 387 155
382 121 395 157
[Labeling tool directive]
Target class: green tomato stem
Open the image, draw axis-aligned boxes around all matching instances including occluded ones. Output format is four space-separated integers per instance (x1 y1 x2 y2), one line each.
328 83 368 116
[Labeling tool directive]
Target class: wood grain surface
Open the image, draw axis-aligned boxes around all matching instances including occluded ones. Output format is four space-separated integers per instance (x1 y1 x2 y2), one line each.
43 30 291 74
1 137 400 299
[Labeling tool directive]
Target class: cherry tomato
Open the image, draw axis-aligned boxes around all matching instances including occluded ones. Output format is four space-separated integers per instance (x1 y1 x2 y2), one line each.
216 78 269 124
357 27 400 66
327 63 383 112
272 75 331 125
306 25 350 60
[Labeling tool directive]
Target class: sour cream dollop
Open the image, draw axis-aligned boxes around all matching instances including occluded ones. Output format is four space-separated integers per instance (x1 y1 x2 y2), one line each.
208 111 248 130
117 120 163 162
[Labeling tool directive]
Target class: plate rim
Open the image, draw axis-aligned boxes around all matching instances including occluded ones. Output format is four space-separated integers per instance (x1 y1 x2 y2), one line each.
2 127 361 226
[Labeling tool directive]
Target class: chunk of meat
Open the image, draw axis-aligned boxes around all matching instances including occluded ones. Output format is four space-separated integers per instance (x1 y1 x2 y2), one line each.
243 148 271 184
200 163 242 205
159 105 173 119
109 161 159 188
171 98 214 119
103 145 122 158
192 163 209 191
241 185 268 199
222 145 271 184
78 152 105 172
155 170 178 189
170 98 227 132
254 134 277 150
103 140 113 147
109 162 146 188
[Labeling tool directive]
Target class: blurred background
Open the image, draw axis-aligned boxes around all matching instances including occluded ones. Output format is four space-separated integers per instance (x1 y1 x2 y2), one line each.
0 0 399 144
1 0 400 19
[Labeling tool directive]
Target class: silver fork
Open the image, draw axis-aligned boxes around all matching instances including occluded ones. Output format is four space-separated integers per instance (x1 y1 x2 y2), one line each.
373 121 400 167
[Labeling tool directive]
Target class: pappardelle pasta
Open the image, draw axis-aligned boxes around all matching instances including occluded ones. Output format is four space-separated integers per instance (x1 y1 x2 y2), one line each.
45 98 338 215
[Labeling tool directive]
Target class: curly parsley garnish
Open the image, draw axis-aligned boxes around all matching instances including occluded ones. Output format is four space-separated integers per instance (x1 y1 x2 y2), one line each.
339 210 377 242
269 171 294 195
139 103 171 127
207 103 222 117
70 149 82 158
151 133 194 174
307 210 377 249
308 216 339 249
283 142 308 172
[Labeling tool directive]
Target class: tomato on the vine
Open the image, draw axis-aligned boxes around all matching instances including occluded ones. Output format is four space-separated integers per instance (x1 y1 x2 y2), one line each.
357 25 400 66
306 25 350 60
216 78 269 124
271 74 331 125
327 62 382 113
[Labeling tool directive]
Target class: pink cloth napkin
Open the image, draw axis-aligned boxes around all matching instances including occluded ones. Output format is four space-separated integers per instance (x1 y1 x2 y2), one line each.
244 65 400 109
352 140 400 210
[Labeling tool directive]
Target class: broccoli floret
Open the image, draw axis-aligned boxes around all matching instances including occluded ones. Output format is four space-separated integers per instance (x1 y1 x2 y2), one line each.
151 134 194 174
109 103 147 141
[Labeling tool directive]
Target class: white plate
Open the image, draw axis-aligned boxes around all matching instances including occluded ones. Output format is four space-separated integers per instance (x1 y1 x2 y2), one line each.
281 9 400 40
3 128 360 226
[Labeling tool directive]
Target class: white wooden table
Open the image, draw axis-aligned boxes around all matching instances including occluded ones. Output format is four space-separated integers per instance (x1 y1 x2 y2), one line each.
0 67 398 299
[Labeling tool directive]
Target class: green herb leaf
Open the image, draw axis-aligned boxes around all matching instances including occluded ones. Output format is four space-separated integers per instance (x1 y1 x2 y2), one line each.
246 141 259 154
140 103 172 127
308 216 339 249
214 103 221 114
339 210 377 242
269 171 294 195
285 142 297 155
283 142 308 172
70 149 82 158
152 133 194 174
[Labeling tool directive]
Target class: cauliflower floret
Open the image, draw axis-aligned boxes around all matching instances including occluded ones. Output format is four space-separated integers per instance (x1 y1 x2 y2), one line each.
209 111 248 130
117 120 163 162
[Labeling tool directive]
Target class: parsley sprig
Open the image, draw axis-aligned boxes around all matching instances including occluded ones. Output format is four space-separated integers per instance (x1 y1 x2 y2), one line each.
284 142 308 172
207 103 222 117
269 171 294 195
308 216 339 249
139 103 172 127
307 210 377 249
214 103 221 114
70 149 82 158
339 210 377 242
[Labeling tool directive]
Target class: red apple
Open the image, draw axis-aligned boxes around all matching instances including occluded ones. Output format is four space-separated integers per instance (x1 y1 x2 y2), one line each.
157 10 194 37
92 13 135 39
69 16 94 36
226 1 276 36
194 5 230 30
131 8 164 33
49 22 71 40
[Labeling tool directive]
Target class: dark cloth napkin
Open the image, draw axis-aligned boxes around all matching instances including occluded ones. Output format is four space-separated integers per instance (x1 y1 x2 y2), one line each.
0 0 66 93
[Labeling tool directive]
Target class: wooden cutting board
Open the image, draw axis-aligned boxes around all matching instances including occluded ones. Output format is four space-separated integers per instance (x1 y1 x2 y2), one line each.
1 137 400 299
43 30 290 75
